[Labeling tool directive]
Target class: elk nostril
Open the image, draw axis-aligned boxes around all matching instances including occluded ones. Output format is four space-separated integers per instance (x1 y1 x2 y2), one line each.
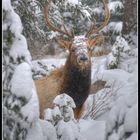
80 56 88 61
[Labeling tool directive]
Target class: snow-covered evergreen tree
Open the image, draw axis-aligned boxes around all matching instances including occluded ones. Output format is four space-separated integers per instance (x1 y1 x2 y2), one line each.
3 0 41 139
106 35 134 69
43 93 85 140
53 94 84 140
11 0 47 47
53 93 76 122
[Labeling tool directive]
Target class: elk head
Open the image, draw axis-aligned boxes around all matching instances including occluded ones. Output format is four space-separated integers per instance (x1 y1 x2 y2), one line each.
44 0 110 70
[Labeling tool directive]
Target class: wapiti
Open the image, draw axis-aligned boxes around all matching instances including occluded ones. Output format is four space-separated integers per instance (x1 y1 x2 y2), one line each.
35 0 110 119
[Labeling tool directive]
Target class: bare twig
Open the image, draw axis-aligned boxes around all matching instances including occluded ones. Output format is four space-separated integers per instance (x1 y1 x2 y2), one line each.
82 80 123 119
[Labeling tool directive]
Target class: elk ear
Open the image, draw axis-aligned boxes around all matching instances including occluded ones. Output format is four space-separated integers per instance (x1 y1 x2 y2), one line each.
57 39 72 49
88 35 104 49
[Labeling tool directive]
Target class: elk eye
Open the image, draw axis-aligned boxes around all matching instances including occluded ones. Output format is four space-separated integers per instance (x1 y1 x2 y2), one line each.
71 48 75 52
88 47 91 51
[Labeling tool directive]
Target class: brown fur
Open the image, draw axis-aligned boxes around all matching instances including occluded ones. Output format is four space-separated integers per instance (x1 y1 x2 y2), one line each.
35 70 106 119
35 67 64 118
35 48 93 119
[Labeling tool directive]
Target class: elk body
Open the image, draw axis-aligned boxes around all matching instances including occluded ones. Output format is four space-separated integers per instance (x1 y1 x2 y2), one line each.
35 0 110 119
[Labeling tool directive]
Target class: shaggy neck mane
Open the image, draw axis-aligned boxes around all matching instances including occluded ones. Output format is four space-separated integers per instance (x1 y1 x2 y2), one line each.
60 58 91 107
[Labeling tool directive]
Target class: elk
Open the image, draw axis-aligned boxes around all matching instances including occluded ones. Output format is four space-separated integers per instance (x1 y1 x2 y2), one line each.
35 0 110 119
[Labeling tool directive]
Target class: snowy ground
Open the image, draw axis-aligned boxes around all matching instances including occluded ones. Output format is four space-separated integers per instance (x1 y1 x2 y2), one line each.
31 47 137 140
79 119 106 140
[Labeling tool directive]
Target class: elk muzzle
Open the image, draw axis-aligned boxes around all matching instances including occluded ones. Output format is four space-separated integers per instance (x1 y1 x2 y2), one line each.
77 54 89 65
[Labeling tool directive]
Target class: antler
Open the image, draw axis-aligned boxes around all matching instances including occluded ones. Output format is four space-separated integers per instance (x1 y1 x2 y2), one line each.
85 0 110 38
44 0 74 39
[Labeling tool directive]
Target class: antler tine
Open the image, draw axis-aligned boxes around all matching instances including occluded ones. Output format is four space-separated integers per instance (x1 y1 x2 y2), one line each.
71 28 75 38
62 24 72 38
85 0 110 38
44 0 73 39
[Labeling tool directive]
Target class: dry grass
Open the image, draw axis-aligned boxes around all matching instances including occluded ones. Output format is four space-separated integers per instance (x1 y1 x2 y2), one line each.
90 80 107 94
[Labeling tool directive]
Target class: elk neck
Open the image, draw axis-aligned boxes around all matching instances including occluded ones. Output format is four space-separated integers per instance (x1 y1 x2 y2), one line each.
60 57 91 107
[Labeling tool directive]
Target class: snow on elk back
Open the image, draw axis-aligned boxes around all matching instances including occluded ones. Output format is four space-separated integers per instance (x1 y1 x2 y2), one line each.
35 0 110 119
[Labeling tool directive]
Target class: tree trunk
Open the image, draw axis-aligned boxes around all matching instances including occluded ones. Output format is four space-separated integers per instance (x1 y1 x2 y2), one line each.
122 0 137 35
